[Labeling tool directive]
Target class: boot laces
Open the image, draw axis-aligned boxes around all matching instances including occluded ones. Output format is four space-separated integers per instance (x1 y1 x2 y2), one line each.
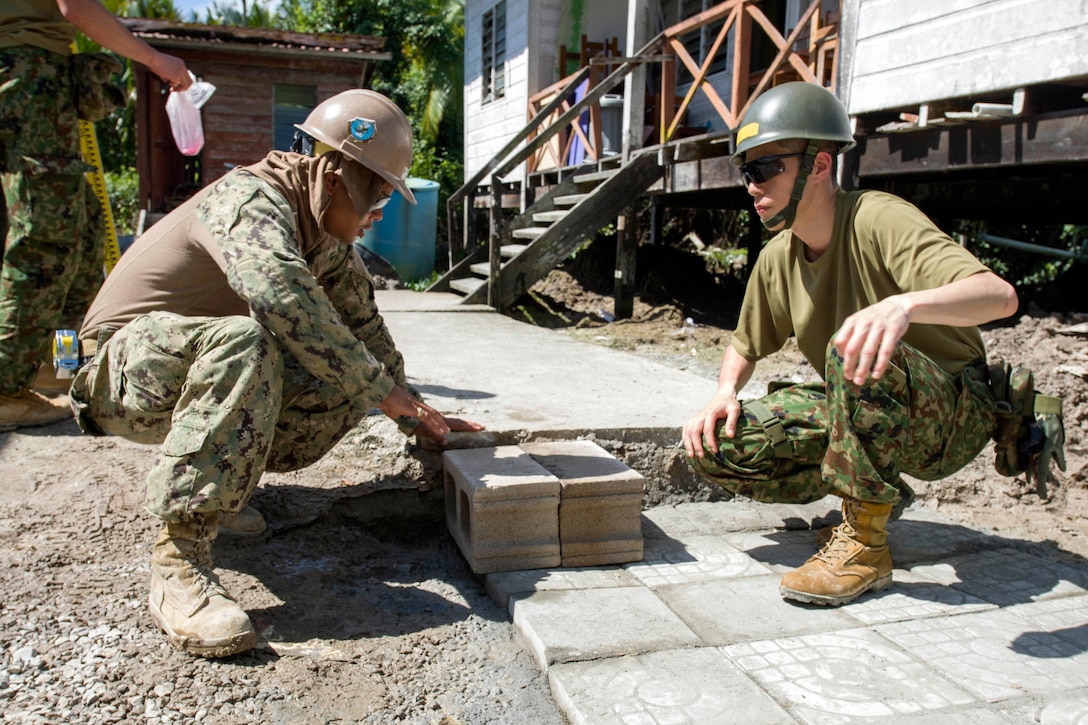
813 523 859 565
170 525 229 600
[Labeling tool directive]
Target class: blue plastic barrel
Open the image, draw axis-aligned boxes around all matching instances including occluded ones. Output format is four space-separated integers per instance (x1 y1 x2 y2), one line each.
358 177 439 282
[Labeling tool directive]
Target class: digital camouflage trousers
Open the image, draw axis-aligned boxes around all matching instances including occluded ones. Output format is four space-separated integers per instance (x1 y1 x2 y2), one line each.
69 312 374 521
0 46 105 394
689 341 995 505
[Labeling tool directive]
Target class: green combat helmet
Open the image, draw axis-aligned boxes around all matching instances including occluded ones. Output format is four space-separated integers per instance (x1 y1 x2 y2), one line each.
732 82 856 229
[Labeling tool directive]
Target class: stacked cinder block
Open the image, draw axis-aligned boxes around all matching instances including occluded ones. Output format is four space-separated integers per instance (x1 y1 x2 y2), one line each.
443 440 644 574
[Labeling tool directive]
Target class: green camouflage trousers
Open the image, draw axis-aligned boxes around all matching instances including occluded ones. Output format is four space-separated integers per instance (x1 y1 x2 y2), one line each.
0 46 105 394
69 312 373 521
689 341 995 504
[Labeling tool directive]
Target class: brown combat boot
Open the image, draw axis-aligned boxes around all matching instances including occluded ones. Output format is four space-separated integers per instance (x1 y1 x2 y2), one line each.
0 389 72 432
782 498 893 606
149 513 257 657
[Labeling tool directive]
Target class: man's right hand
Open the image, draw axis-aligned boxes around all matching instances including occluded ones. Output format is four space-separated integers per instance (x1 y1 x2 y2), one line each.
378 385 484 447
682 392 741 459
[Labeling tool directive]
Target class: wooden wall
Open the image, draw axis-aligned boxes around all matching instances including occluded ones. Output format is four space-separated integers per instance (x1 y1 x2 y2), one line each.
464 0 566 181
839 0 1088 115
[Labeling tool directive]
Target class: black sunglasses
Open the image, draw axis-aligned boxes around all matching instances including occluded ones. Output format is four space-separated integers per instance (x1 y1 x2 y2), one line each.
739 152 804 185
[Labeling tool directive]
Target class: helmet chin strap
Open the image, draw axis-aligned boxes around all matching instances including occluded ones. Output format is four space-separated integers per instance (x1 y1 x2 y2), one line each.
761 141 819 231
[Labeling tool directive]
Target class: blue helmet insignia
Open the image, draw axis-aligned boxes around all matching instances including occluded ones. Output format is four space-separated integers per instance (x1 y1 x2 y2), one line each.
349 117 377 143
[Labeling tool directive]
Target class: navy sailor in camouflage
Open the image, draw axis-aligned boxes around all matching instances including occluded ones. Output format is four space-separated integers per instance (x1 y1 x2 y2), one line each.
66 89 483 657
70 112 482 522
682 83 1018 607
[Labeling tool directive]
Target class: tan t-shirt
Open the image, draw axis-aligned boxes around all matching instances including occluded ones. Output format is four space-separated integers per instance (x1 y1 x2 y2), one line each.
0 0 75 55
732 189 990 376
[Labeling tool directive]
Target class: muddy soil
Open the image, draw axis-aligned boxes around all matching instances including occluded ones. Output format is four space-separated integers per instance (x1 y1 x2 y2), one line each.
1 244 1085 724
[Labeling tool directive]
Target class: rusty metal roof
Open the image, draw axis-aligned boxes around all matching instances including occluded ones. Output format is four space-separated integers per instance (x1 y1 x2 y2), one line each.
121 18 391 61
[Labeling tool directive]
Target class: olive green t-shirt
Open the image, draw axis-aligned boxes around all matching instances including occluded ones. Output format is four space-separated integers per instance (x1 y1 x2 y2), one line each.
732 189 990 377
0 0 76 55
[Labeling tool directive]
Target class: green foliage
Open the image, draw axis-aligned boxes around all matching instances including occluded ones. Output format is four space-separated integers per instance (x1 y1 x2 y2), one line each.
201 0 276 26
405 270 441 291
957 221 1087 292
132 0 184 21
275 0 465 261
104 168 141 234
700 246 747 272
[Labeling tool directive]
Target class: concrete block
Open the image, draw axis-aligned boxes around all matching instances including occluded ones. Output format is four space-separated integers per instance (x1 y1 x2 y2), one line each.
522 440 645 567
443 445 561 574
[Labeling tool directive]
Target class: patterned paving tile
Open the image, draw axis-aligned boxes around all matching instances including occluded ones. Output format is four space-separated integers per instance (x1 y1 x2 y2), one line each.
550 647 795 724
876 601 1088 701
657 575 859 645
841 567 996 625
1033 689 1088 724
484 566 640 609
723 628 977 723
723 529 827 573
909 547 1088 606
624 533 772 587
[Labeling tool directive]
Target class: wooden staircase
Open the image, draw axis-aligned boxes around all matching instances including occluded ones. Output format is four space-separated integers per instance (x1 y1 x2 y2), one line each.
433 152 665 309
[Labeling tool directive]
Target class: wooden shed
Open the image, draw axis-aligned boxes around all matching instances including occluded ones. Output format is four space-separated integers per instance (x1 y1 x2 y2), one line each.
120 19 390 218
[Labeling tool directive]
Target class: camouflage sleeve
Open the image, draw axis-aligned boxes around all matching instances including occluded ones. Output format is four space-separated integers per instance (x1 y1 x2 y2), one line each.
313 244 423 435
195 173 396 409
311 243 409 389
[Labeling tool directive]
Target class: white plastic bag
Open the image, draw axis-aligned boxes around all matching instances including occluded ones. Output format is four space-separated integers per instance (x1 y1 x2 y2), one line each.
166 88 204 156
165 72 216 156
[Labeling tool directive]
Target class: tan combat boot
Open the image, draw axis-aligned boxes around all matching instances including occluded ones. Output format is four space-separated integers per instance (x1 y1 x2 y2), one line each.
219 504 267 537
782 498 893 606
149 513 257 657
33 363 72 397
0 389 72 432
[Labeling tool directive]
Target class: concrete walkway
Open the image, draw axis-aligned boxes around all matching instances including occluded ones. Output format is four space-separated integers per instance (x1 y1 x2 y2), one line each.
377 291 1088 724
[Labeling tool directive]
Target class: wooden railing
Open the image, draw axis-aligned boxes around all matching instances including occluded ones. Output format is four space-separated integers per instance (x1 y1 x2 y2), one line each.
661 0 837 142
445 0 838 263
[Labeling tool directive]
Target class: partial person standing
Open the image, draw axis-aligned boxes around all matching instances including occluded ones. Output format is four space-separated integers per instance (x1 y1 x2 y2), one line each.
0 0 191 430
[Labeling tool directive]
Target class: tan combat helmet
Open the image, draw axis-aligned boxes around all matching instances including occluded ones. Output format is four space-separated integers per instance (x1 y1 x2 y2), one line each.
294 89 417 205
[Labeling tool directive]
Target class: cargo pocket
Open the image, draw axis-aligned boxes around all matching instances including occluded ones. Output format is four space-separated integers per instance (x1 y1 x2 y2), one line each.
937 375 995 478
13 155 94 256
162 419 211 458
118 339 189 415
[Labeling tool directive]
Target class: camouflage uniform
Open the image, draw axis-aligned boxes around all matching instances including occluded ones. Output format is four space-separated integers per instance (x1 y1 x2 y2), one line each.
690 340 995 506
0 45 103 394
69 168 415 521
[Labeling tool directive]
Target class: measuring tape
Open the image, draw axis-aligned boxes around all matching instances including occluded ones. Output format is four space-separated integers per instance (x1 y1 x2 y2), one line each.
77 107 121 275
71 43 122 276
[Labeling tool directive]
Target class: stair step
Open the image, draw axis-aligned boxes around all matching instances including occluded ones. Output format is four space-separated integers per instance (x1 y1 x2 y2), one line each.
532 210 568 223
554 193 591 206
512 227 548 240
572 169 618 185
450 277 486 296
469 262 494 276
501 243 528 258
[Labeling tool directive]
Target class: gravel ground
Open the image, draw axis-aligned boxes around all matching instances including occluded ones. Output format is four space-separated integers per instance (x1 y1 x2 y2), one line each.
0 417 566 724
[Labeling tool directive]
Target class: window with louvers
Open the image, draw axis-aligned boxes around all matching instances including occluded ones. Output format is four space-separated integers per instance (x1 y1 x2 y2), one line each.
482 1 506 104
